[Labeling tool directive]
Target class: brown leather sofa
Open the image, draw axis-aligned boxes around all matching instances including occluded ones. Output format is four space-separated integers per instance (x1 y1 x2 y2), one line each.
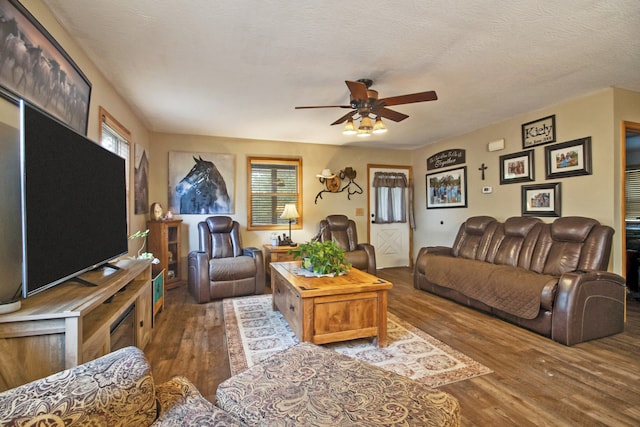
319 214 377 275
414 216 626 345
188 216 264 302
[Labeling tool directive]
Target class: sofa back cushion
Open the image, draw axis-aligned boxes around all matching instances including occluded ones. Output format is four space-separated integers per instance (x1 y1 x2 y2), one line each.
486 217 543 268
452 216 497 261
530 216 613 275
320 215 359 252
199 216 242 259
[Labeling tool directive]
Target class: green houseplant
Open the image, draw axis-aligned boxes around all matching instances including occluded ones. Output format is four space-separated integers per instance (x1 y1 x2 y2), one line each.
290 239 351 276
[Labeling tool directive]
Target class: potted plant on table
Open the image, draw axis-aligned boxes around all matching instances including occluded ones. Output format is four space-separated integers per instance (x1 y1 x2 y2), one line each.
290 238 351 276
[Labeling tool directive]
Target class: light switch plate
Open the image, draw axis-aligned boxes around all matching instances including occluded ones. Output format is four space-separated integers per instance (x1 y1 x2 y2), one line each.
482 186 493 194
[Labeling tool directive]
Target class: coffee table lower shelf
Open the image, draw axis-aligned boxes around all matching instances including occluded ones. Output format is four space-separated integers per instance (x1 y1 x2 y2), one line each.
270 261 393 347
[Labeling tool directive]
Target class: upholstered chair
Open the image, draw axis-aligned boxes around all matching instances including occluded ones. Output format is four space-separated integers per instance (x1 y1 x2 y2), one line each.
188 216 264 302
318 214 377 274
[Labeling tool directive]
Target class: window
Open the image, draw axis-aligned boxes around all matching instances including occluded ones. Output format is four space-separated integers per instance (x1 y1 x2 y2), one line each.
626 168 640 220
247 157 302 230
99 107 131 226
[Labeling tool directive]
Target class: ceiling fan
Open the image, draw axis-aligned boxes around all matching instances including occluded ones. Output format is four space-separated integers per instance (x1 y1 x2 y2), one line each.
295 79 437 136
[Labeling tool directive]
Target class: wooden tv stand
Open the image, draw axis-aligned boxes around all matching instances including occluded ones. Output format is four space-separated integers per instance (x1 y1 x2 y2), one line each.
0 258 152 391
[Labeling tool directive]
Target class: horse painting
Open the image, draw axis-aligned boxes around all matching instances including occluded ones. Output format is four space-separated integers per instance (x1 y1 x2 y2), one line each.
175 156 231 214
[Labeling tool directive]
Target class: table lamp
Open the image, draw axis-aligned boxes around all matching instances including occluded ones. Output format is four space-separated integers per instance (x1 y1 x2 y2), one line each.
280 203 300 246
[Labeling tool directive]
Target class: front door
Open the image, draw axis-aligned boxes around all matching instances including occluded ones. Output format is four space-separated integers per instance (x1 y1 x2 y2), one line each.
368 165 412 269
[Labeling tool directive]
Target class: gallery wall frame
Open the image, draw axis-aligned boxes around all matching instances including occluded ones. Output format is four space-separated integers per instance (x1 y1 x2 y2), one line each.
426 166 467 209
544 136 592 179
168 151 235 215
499 149 535 185
522 115 556 148
521 182 561 217
0 0 91 135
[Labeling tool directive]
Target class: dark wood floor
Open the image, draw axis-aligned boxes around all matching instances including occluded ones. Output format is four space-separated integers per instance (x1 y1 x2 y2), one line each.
145 268 640 426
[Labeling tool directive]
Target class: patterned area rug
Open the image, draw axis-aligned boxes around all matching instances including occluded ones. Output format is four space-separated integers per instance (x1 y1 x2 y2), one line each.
223 294 492 387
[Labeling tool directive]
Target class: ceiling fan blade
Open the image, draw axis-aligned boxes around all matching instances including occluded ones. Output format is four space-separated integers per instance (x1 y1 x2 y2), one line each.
295 105 352 109
380 90 438 106
345 80 370 100
377 107 409 122
331 110 356 126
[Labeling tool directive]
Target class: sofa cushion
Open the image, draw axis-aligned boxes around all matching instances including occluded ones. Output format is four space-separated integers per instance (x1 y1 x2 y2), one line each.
451 216 497 261
154 376 245 426
216 342 460 426
424 255 558 319
209 256 257 281
0 347 157 427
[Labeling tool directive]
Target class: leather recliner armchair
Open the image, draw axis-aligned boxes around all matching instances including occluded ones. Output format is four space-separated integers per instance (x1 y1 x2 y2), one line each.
318 214 377 275
188 216 264 302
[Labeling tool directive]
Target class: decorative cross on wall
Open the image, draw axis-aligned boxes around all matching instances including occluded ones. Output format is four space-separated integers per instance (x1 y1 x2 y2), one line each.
478 163 488 180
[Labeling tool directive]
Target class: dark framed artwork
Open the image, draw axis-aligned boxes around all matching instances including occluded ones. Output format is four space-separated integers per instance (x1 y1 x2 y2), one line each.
168 151 235 214
499 150 535 184
0 0 91 134
426 166 467 209
134 143 149 214
521 182 561 217
522 115 556 148
545 137 592 179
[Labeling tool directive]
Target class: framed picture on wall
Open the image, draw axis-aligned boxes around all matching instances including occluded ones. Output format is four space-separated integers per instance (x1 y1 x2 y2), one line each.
426 166 467 209
168 151 235 214
521 182 561 217
545 137 592 179
522 115 556 148
0 0 92 135
499 150 535 184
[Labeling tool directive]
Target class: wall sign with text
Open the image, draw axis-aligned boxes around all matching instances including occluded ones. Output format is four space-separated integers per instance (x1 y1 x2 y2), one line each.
522 115 556 148
427 149 466 170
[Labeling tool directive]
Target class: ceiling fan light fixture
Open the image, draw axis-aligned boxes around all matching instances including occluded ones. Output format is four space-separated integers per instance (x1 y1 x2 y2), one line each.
359 116 373 131
372 117 387 134
342 118 357 135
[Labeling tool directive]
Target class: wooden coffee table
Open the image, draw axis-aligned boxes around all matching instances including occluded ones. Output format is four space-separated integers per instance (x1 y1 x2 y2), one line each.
270 261 393 347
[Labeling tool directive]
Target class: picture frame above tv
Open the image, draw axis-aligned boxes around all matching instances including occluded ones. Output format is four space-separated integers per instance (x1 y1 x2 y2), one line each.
0 0 91 135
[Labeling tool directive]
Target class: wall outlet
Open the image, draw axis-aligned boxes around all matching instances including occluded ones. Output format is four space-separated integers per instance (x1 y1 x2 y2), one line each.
482 186 493 194
355 207 364 216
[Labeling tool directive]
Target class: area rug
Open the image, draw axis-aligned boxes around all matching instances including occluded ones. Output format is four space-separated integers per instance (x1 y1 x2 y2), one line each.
223 294 492 387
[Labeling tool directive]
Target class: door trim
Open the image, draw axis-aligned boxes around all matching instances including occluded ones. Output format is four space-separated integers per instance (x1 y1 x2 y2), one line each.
367 163 414 268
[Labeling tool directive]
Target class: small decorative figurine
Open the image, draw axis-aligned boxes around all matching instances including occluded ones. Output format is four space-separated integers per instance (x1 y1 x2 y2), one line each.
150 202 163 221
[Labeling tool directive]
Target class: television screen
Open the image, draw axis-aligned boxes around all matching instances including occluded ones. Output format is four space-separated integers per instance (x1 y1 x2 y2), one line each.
20 101 128 297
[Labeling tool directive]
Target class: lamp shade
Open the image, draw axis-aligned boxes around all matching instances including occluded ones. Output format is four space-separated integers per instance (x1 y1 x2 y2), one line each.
373 117 387 134
342 118 357 135
280 203 300 219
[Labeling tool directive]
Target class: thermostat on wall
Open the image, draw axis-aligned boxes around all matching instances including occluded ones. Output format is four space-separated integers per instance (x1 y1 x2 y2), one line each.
482 186 492 194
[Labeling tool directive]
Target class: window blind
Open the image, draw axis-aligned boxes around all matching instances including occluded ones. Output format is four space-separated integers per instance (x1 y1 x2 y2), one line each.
626 169 640 219
250 163 298 226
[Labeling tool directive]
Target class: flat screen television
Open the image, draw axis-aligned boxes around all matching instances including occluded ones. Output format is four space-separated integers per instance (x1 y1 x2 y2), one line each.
20 101 128 298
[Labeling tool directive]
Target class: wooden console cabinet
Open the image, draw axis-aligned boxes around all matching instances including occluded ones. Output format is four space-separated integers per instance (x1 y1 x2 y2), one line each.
0 259 152 391
147 219 183 288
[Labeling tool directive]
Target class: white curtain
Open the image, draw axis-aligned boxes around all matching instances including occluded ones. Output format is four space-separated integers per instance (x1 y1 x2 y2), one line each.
373 172 408 224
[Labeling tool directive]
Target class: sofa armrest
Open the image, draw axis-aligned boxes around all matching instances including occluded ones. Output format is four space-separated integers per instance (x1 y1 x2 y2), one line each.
188 251 211 303
243 247 265 293
414 246 453 289
356 243 377 274
0 346 157 426
552 270 626 345
154 376 246 426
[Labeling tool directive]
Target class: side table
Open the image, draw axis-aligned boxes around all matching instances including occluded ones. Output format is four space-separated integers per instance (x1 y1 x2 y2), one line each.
263 244 296 283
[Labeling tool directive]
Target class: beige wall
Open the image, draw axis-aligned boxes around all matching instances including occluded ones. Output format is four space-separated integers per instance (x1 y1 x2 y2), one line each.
147 133 412 268
19 0 152 255
412 88 640 275
8 1 640 280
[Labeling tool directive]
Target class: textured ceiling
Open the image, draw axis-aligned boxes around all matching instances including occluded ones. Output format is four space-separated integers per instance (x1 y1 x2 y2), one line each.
42 0 640 149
